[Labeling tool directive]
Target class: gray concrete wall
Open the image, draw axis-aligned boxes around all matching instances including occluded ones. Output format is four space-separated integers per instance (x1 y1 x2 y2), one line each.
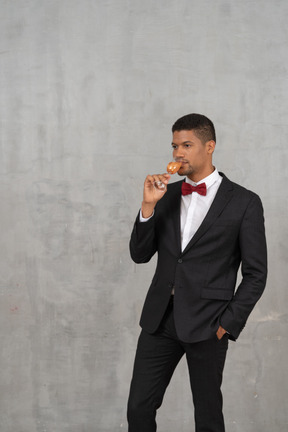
0 0 287 431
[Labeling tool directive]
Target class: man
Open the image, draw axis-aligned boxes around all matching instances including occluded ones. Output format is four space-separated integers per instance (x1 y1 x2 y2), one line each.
127 113 267 432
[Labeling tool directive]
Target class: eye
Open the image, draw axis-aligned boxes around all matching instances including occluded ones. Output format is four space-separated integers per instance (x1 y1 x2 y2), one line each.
172 144 177 149
184 144 191 148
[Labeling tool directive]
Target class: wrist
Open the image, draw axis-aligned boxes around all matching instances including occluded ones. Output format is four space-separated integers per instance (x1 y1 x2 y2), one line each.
141 202 155 218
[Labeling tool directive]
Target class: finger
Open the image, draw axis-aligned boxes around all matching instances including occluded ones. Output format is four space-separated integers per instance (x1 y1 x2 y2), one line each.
159 173 171 184
144 175 157 187
152 174 171 184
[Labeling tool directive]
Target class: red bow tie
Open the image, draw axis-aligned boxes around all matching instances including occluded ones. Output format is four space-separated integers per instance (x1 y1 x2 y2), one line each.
181 182 207 196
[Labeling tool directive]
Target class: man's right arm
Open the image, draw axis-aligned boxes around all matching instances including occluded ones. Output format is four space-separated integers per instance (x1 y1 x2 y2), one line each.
129 173 170 263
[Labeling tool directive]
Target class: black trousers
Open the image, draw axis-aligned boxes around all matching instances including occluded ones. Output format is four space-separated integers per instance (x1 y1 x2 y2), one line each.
127 298 228 432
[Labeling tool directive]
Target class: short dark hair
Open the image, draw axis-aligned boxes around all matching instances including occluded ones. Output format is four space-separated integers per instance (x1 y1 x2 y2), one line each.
172 113 216 143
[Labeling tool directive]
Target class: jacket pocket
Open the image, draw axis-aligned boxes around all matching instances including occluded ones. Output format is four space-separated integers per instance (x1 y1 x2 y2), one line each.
201 287 233 301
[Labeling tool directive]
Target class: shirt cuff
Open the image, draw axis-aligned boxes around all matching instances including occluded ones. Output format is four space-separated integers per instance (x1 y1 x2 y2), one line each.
139 209 155 222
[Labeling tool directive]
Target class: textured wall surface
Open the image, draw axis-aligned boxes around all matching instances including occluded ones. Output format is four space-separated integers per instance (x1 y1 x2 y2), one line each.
0 1 287 431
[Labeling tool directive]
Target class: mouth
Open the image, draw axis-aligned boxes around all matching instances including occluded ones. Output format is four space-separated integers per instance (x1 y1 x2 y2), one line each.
176 160 187 164
177 161 187 167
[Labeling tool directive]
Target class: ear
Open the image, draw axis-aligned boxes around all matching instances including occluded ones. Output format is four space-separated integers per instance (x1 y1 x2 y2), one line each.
206 140 216 154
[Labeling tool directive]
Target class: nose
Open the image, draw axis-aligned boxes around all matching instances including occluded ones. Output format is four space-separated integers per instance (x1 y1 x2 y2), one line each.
173 147 185 160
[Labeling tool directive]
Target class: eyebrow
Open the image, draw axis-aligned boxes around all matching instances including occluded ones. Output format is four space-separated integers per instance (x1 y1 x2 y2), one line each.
171 141 194 145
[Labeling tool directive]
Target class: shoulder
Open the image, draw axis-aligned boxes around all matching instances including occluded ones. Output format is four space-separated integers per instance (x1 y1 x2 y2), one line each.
220 172 262 201
219 173 265 216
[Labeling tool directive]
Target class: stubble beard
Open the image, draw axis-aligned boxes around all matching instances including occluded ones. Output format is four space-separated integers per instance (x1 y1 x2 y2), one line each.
177 164 194 177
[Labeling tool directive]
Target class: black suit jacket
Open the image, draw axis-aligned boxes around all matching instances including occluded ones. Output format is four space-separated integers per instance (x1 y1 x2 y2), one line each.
130 173 267 343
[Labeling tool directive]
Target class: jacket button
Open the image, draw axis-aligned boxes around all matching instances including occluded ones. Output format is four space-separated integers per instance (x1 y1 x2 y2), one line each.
178 258 182 263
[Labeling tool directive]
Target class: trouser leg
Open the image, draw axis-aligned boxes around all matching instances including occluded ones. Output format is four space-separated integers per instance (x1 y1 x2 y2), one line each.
185 335 229 432
127 305 184 432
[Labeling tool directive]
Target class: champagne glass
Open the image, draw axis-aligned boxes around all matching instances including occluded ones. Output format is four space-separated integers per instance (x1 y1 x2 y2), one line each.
154 160 182 191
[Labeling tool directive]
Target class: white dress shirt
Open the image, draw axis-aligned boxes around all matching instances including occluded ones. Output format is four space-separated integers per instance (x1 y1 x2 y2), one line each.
140 168 222 251
180 169 222 251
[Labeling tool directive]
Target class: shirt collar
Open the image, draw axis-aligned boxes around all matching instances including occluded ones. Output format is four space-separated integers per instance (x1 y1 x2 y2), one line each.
185 168 221 189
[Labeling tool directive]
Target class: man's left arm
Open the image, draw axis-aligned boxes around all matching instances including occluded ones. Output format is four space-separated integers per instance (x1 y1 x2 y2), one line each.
219 193 268 340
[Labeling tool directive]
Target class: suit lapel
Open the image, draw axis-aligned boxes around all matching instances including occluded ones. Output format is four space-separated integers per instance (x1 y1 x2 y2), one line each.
181 174 234 254
169 181 183 254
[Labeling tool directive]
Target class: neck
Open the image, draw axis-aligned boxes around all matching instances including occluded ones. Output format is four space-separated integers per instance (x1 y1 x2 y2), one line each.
187 166 215 183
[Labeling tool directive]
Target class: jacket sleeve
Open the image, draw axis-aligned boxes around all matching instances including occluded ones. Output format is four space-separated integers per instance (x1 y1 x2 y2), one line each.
129 211 158 263
220 194 268 339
